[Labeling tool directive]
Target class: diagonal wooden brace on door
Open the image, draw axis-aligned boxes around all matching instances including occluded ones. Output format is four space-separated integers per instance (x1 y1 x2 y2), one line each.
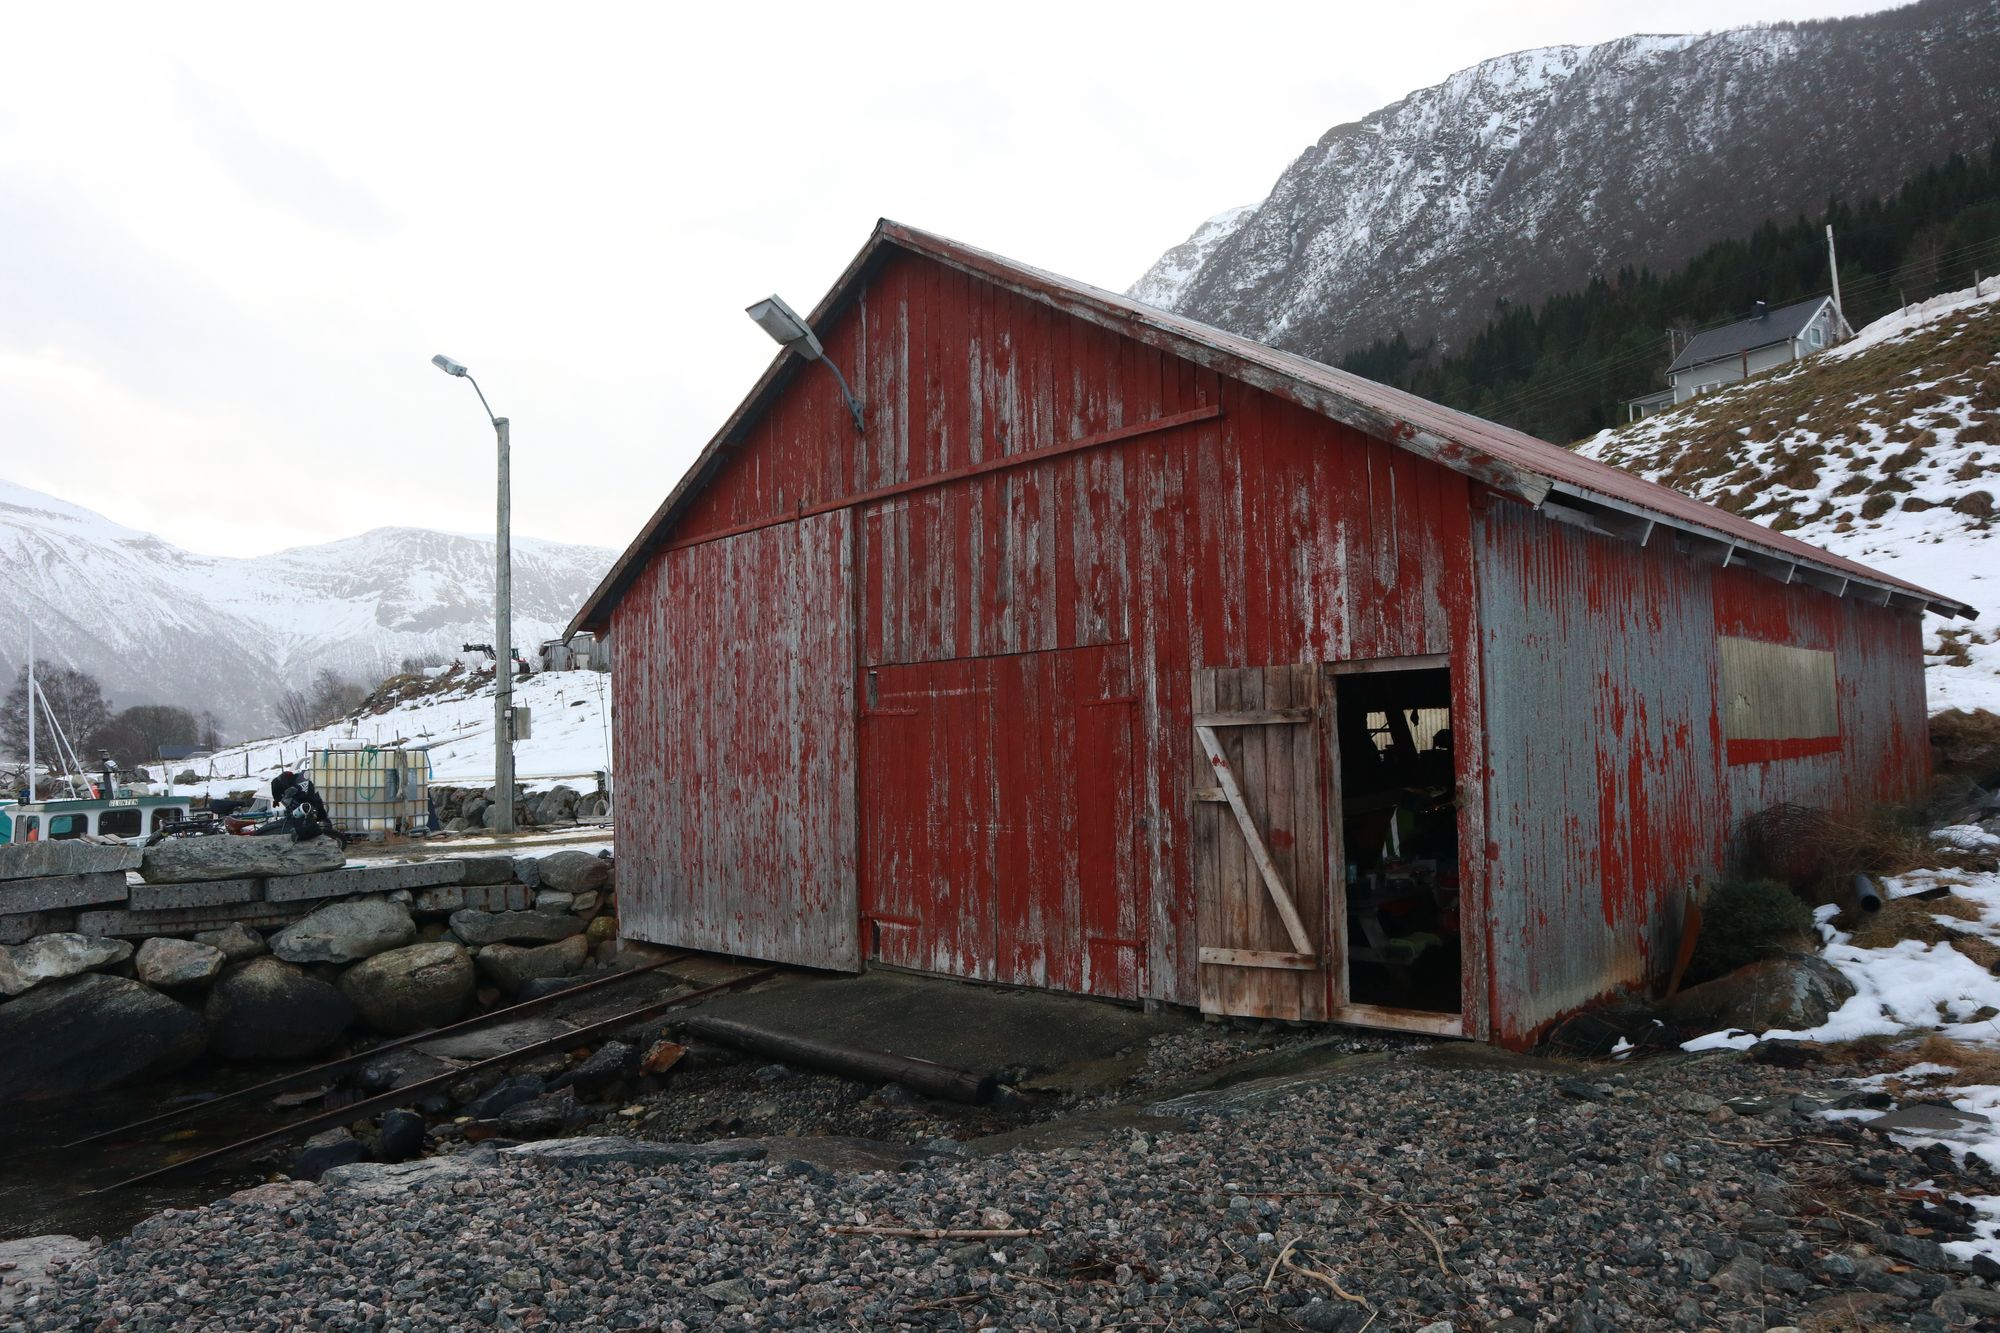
1194 722 1316 958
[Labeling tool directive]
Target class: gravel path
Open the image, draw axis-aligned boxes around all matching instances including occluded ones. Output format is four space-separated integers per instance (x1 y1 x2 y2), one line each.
13 1047 2000 1331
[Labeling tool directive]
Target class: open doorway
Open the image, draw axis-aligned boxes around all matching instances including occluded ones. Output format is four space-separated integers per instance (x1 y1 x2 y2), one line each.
1331 662 1461 1019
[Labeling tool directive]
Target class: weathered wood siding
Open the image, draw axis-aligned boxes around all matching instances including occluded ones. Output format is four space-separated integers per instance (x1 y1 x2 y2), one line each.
1474 500 1930 1043
610 511 858 969
626 249 1483 1016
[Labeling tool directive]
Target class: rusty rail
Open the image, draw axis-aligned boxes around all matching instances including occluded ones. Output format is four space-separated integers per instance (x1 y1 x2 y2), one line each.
65 952 693 1151
97 962 782 1190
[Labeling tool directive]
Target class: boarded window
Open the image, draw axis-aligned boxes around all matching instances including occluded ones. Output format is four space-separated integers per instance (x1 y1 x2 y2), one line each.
1720 636 1839 763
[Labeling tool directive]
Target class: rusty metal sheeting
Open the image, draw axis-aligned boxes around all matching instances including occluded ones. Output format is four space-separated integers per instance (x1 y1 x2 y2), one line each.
1474 502 1930 1044
612 512 858 971
569 221 1969 639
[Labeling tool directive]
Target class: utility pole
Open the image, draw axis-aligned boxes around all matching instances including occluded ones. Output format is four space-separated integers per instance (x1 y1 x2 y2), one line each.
25 621 34 801
433 354 516 834
1826 225 1854 338
493 415 515 832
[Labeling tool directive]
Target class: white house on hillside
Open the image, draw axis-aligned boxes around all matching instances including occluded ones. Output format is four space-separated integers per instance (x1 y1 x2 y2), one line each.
1627 295 1842 419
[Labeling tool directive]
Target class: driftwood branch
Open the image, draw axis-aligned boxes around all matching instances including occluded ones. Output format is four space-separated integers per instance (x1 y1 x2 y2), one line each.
824 1225 1033 1240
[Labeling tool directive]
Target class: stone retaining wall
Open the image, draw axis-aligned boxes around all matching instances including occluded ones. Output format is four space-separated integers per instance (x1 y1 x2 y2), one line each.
0 839 620 1106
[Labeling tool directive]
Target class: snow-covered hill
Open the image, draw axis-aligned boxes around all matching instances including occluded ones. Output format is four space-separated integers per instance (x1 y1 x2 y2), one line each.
1132 0 2000 364
1579 281 1999 712
0 478 613 736
181 665 613 799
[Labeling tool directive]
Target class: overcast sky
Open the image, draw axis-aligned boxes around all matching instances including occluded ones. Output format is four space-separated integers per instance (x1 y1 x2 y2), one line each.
0 0 1904 559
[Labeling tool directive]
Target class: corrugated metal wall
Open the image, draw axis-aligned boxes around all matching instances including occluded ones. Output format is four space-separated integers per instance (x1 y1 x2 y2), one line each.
1475 501 1931 1043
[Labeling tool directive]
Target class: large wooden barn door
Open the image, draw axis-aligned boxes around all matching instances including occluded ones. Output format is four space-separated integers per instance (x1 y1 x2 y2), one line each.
858 644 1143 997
1192 664 1333 1020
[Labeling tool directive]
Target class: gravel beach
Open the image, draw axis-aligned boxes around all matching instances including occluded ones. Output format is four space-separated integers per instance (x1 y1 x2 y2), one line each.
14 1044 2000 1332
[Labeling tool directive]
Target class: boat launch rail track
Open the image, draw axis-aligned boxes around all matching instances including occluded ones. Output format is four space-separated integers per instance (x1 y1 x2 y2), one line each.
81 955 784 1192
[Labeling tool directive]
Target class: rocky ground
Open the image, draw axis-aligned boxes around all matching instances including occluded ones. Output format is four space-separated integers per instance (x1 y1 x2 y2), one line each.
13 1040 2000 1331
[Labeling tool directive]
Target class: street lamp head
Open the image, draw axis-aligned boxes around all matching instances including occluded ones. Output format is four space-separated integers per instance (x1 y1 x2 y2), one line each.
431 354 469 377
745 296 824 362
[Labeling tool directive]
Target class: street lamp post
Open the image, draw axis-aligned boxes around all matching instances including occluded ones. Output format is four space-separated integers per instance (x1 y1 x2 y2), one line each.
431 354 515 833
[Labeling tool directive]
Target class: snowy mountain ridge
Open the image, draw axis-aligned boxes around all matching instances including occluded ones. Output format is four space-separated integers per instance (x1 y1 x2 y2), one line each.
0 477 613 737
1132 0 2000 364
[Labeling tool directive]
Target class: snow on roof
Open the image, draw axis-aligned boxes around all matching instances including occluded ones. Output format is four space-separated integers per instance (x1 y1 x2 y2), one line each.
1667 295 1834 375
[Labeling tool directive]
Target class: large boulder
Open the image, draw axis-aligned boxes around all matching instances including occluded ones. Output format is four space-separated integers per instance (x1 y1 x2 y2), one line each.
0 841 142 880
193 922 267 963
1665 953 1857 1034
135 937 227 989
0 974 207 1105
205 957 355 1062
270 899 416 965
0 934 134 998
448 909 582 947
536 851 610 895
140 835 344 884
475 935 588 994
337 942 475 1035
456 857 517 886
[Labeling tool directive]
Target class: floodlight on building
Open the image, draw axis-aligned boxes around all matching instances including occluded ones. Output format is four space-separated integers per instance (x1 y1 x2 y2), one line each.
746 295 864 434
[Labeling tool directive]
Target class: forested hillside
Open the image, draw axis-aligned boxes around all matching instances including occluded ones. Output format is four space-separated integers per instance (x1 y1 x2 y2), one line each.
1339 143 2000 442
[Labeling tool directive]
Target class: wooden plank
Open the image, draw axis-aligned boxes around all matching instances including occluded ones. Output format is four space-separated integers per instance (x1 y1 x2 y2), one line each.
1333 1002 1466 1038
1192 787 1228 803
1196 724 1314 957
1281 662 1328 1022
1325 652 1452 676
1192 669 1224 1017
664 406 1222 555
1199 946 1317 970
1192 708 1313 727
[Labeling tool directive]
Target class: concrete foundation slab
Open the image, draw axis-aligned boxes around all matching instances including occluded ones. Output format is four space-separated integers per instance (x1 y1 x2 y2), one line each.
127 879 267 912
0 843 142 881
77 900 313 939
265 861 466 903
0 871 131 913
410 882 532 914
0 911 79 946
685 970 1185 1079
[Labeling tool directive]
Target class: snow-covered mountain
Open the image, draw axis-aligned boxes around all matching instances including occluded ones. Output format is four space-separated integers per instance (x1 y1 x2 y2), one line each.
1132 0 2000 363
1578 280 1999 713
0 478 613 737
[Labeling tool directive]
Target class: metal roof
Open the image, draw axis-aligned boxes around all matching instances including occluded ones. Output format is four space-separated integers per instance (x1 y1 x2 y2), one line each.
570 223 1973 635
1666 296 1833 375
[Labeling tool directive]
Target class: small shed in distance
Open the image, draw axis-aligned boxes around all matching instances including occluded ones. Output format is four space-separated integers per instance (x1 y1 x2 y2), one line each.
571 222 1970 1047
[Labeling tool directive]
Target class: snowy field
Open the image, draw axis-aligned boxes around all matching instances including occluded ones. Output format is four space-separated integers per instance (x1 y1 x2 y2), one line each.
168 668 613 799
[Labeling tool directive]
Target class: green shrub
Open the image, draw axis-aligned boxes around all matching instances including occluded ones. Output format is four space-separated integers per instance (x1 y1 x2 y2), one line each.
1689 878 1817 983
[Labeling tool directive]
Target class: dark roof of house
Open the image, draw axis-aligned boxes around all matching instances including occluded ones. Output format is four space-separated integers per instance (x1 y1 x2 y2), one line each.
569 224 1971 635
1667 296 1833 375
157 745 208 761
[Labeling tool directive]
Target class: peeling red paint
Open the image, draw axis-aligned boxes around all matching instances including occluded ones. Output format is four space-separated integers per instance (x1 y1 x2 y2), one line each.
606 243 1930 1051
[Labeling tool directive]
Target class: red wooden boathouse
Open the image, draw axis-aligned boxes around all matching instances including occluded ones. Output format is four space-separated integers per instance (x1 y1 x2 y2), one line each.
569 221 1972 1047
